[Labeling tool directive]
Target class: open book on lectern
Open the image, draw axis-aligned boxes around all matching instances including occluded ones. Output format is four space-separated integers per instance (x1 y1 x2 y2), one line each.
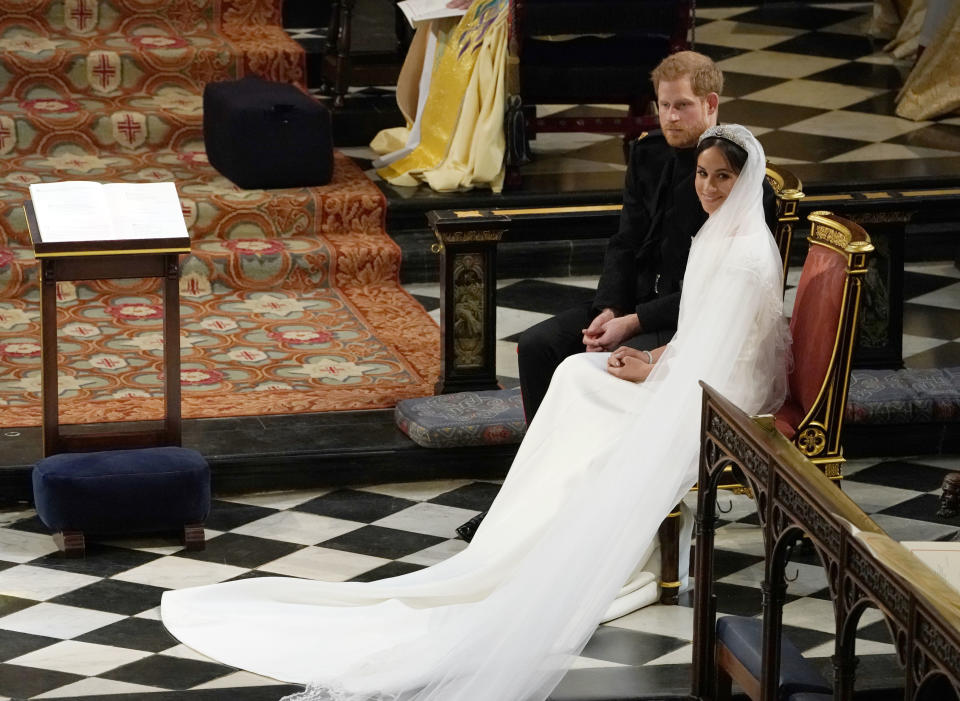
28 181 189 244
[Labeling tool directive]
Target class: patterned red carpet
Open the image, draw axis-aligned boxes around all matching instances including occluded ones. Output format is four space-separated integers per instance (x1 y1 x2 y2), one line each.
0 0 439 427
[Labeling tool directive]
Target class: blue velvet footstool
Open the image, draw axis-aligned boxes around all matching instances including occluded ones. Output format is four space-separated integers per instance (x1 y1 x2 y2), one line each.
32 446 211 557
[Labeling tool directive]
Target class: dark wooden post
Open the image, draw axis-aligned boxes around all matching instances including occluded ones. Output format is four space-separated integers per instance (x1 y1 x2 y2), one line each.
39 258 59 456
163 253 182 445
427 210 510 394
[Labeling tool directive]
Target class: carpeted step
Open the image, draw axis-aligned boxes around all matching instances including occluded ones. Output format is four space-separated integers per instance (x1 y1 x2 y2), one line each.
0 0 440 425
0 23 304 101
0 0 283 33
0 89 204 157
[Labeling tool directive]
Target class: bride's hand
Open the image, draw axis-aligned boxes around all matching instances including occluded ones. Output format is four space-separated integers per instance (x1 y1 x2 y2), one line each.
606 347 653 382
606 347 646 366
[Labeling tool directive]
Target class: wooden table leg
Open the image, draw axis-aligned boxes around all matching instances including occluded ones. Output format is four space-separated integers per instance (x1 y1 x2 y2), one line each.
40 259 59 456
163 254 182 445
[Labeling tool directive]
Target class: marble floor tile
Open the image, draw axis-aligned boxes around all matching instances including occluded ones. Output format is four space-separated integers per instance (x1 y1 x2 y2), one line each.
720 98 827 128
496 306 551 340
818 14 873 36
0 603 125 639
825 142 959 162
904 262 960 279
806 60 910 90
569 655 629 670
902 333 949 358
759 128 868 161
219 488 335 511
398 538 468 567
643 642 693 665
744 78 883 110
0 565 99 602
732 5 865 30
697 6 755 20
804 638 896 658
908 281 960 311
112 557 247 590
905 341 960 368
0 529 60 565
604 603 696 640
294 489 417 522
320 525 446 559
694 20 805 50
191 670 279 689
782 109 928 142
496 339 521 378
359 479 476 502
718 50 847 79
373 502 478 538
160 643 219 662
768 30 882 59
256 545 389 581
32 677 164 698
720 561 829 597
870 513 958 542
842 480 936 513
8 639 150 676
721 71 785 97
231 511 364 546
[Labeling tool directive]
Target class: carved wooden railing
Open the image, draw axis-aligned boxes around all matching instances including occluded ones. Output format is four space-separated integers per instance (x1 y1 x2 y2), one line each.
691 382 960 700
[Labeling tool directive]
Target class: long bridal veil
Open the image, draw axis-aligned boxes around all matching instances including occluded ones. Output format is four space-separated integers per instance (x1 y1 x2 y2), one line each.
160 125 788 701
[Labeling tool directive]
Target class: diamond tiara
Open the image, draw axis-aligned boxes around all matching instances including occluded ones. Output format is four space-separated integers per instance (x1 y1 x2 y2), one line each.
698 124 750 151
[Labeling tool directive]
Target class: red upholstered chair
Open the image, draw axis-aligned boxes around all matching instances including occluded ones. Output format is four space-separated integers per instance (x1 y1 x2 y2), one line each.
773 211 874 480
657 211 874 605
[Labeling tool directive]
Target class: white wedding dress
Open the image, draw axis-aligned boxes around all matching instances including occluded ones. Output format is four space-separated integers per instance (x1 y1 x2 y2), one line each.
161 126 788 701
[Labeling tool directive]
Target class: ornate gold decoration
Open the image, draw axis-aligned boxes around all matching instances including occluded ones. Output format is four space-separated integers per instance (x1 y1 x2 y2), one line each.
440 229 504 244
452 253 484 368
810 221 851 250
796 426 826 457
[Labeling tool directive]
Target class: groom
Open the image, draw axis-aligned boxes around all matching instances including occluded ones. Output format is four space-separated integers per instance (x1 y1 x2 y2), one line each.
516 51 776 423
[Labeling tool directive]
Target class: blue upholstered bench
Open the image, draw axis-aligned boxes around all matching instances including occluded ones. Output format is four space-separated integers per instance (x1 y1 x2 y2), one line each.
395 387 527 448
717 615 830 701
32 446 211 557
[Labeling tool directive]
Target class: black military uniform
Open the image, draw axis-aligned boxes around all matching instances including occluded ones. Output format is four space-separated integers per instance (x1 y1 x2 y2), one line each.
517 130 776 423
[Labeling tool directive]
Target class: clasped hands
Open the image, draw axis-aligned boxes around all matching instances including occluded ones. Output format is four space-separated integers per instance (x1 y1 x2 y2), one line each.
582 309 652 382
582 308 640 353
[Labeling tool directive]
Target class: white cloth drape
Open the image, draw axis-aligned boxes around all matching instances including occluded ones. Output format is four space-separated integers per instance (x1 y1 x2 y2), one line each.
161 125 788 701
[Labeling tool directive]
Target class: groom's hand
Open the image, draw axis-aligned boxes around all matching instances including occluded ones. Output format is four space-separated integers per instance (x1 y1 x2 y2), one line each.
582 308 615 351
588 313 641 352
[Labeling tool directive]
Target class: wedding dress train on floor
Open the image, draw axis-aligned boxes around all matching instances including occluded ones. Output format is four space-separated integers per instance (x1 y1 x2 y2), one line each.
161 126 787 701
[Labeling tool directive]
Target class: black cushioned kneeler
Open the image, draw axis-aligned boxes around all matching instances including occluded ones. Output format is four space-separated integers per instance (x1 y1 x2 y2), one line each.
203 76 333 189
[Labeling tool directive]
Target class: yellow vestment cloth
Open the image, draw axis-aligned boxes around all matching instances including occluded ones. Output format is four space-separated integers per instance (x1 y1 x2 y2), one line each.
372 0 508 192
896 1 960 120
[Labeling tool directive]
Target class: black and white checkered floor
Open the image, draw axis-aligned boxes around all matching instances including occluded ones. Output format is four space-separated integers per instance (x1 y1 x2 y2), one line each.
0 260 957 700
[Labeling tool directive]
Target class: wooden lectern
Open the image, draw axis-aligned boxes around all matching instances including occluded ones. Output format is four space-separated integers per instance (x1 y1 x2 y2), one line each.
24 200 191 456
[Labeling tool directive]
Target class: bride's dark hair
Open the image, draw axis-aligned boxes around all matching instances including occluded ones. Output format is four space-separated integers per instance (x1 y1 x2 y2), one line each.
696 136 748 174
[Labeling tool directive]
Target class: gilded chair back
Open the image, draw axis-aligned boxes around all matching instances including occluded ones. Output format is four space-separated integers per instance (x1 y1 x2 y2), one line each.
764 163 804 290
773 211 874 480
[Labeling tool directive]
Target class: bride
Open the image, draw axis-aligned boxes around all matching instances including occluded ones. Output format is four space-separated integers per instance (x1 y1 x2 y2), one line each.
161 124 789 701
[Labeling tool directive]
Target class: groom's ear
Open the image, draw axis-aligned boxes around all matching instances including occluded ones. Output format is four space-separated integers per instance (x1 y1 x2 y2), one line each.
706 92 720 115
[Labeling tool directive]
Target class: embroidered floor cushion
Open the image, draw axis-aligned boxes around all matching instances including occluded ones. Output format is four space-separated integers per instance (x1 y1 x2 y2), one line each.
846 367 960 424
395 388 527 448
33 446 211 556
